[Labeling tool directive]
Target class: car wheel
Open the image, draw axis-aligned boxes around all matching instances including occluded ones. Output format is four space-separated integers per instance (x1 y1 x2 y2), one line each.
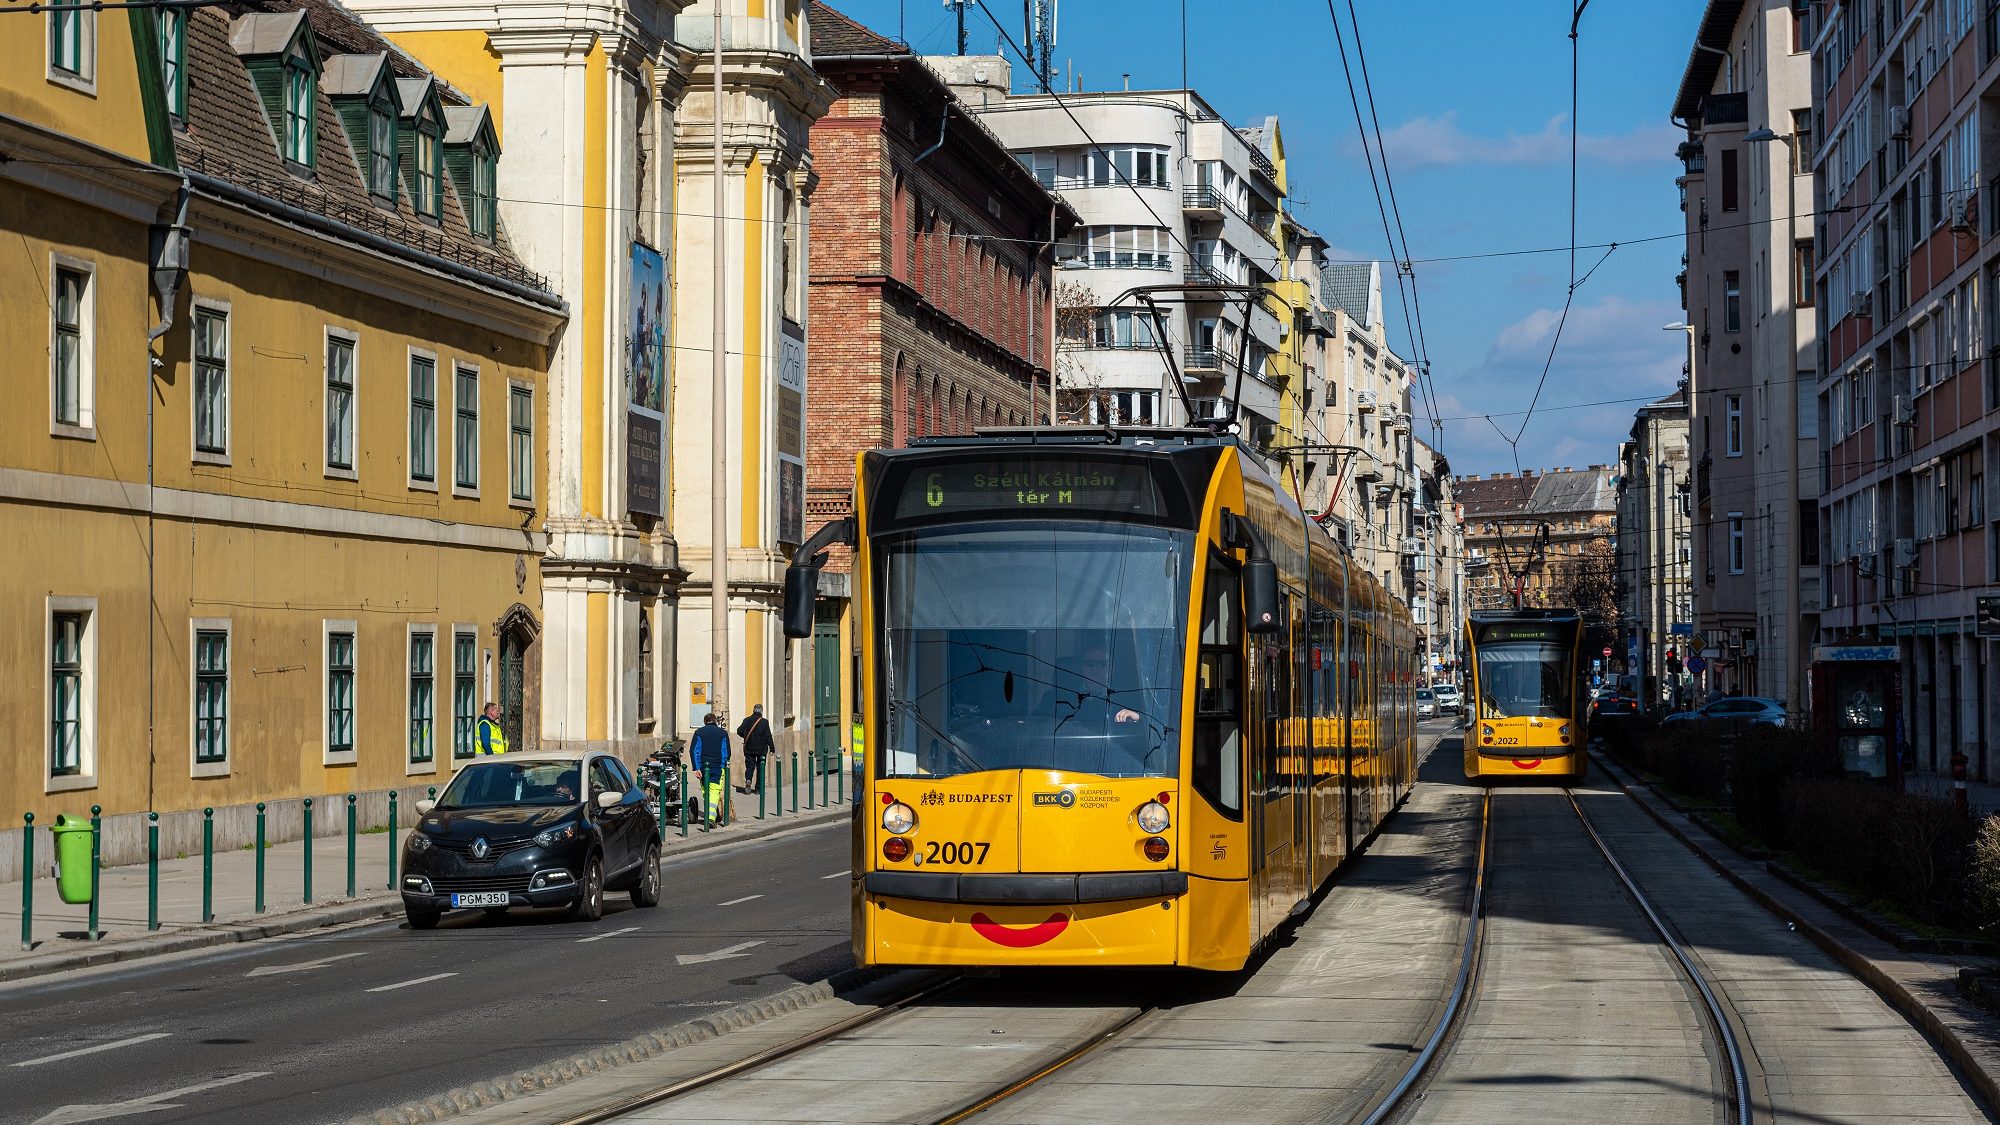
405 907 440 930
632 843 662 908
568 855 605 922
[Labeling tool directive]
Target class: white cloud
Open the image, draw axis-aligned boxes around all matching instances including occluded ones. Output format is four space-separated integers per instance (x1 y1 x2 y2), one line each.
1377 112 1678 170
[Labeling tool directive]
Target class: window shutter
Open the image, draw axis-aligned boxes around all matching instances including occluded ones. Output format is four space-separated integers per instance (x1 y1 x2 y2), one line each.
245 57 288 152
444 144 476 217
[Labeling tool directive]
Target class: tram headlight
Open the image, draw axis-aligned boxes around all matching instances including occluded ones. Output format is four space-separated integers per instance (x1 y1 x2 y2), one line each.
882 836 911 862
1480 724 1495 745
1134 801 1171 834
1558 723 1572 744
881 801 916 835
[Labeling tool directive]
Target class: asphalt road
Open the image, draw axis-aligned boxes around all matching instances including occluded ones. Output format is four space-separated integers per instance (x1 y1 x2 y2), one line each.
0 817 854 1125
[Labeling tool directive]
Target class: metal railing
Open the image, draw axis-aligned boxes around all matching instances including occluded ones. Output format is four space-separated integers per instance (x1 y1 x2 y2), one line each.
1182 186 1223 211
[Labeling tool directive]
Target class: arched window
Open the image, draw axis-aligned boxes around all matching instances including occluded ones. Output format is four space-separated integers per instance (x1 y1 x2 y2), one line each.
892 353 908 447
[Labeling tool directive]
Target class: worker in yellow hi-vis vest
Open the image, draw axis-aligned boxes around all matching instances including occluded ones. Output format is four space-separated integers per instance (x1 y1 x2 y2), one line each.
689 712 730 829
476 703 509 754
851 715 865 804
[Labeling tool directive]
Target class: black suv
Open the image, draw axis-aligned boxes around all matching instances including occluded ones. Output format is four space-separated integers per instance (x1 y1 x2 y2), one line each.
399 751 661 929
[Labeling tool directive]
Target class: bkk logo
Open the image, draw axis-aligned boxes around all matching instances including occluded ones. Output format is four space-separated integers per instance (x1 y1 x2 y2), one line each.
1031 790 1077 808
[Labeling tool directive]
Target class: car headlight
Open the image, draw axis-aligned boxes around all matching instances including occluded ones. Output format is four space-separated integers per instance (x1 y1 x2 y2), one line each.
407 833 432 853
881 801 916 834
534 822 579 848
1134 800 1171 834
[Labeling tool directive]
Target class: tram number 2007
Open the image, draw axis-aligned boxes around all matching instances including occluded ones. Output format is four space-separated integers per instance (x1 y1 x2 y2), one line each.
924 841 990 865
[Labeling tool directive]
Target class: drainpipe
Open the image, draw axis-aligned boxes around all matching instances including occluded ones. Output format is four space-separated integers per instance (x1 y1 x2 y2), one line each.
144 177 192 813
913 108 950 165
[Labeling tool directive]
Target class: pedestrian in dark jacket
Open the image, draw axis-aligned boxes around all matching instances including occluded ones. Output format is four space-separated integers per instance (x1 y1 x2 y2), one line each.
689 713 731 829
736 704 774 793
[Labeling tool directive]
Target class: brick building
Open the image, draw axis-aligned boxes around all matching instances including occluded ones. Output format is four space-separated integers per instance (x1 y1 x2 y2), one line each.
1455 467 1619 616
800 2 1077 739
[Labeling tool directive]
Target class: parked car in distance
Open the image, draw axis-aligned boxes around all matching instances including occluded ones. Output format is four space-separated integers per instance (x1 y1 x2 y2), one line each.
399 750 662 930
1432 683 1461 715
1661 696 1788 734
1588 692 1645 750
1416 688 1437 719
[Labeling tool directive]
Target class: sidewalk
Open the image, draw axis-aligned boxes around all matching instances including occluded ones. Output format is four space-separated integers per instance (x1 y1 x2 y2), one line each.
1904 769 2000 818
0 793 851 984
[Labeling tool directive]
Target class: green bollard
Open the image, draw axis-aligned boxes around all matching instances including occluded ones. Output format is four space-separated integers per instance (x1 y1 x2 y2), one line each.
147 813 159 932
345 795 357 899
775 754 785 818
678 754 689 838
792 751 800 812
255 802 266 914
21 813 34 952
658 777 670 842
387 791 399 890
201 808 214 923
837 750 845 805
758 762 766 820
722 765 732 827
88 805 102 940
302 798 314 905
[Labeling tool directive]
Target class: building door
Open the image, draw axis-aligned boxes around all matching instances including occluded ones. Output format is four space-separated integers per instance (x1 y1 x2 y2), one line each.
500 631 525 750
813 601 843 776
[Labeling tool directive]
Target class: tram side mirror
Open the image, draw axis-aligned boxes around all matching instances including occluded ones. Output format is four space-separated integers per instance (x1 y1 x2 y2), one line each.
782 564 819 639
1243 558 1280 634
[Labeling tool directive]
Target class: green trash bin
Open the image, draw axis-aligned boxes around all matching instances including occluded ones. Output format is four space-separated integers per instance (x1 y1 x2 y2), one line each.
51 814 95 905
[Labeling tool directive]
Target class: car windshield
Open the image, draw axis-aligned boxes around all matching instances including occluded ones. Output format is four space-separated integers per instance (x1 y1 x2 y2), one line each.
1475 643 1573 719
436 760 583 808
1416 690 1433 700
876 522 1192 780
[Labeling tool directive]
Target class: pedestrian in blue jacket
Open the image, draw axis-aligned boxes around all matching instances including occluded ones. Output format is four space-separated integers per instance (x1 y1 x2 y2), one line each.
689 713 731 829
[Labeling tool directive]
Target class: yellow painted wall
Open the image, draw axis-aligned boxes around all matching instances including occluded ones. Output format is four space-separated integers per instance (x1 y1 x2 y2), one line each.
0 11 154 160
376 30 506 144
0 175 553 820
583 42 608 521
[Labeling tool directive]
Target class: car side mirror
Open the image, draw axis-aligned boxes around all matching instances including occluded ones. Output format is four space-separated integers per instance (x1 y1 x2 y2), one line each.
595 791 621 810
414 799 436 816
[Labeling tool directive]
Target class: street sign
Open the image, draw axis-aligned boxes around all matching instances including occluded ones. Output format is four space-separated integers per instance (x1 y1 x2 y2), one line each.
1602 646 1612 657
1979 594 2000 638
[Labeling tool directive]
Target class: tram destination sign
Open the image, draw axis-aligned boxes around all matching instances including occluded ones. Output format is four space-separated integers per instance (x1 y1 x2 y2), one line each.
891 457 1166 522
1475 622 1569 644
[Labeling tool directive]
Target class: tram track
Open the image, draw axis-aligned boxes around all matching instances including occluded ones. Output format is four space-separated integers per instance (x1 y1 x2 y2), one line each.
1357 782 1755 1125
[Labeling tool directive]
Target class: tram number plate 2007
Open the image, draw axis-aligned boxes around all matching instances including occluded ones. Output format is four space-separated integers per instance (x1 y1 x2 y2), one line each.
923 841 989 865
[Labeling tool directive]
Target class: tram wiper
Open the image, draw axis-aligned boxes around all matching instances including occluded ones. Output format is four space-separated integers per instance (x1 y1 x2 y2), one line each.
893 701 985 775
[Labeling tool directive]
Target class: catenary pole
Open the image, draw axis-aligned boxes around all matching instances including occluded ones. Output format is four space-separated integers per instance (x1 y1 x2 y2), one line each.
711 4 730 725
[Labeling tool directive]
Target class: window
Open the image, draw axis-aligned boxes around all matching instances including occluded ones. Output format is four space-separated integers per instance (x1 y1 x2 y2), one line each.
469 147 497 240
327 628 355 758
194 307 228 457
453 364 479 491
367 98 397 198
325 333 355 474
508 384 533 503
1088 145 1170 188
1084 225 1173 270
53 266 89 432
160 10 186 117
416 125 441 219
409 353 436 485
49 6 91 84
1795 240 1816 307
1724 271 1742 332
50 611 86 777
283 55 315 166
1791 0 1811 53
452 631 477 759
1720 148 1740 212
1193 554 1243 818
1728 515 1746 574
1726 395 1744 456
194 627 229 767
1792 108 1813 169
1091 309 1158 350
408 630 435 765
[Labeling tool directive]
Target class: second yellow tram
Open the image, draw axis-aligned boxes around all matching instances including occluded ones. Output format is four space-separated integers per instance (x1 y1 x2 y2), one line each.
1462 609 1588 781
783 428 1418 971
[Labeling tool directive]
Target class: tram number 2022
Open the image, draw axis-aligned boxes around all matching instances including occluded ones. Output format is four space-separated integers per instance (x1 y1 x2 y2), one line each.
1492 737 1521 745
923 841 990 865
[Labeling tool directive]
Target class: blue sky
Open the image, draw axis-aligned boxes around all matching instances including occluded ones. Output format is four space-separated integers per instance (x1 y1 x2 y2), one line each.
819 0 1706 475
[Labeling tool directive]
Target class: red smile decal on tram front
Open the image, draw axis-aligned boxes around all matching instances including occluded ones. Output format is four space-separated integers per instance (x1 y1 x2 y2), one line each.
1513 759 1545 770
969 912 1069 948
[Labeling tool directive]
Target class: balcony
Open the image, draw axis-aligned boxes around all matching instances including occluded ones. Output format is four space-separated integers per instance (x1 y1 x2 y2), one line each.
1184 264 1233 288
1183 346 1223 376
1702 91 1748 126
1182 186 1223 218
1695 454 1712 505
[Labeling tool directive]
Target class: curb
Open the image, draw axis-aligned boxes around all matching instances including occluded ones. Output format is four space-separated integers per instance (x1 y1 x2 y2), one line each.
1593 750 2000 1116
344 966 933 1125
0 806 850 986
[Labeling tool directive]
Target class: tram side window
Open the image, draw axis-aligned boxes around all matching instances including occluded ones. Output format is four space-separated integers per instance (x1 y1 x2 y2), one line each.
1194 556 1242 818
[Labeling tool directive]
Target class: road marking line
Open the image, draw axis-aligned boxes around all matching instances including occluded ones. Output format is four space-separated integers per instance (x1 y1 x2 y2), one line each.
30 1071 268 1125
675 940 765 965
576 926 641 944
717 894 764 906
366 972 458 993
821 870 850 879
244 950 369 978
13 1033 172 1067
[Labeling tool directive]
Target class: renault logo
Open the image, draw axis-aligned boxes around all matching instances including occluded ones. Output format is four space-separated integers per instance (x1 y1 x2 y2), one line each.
471 836 490 860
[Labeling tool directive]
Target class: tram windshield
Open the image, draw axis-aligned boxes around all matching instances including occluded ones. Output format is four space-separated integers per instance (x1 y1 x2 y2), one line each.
1475 642 1574 720
876 523 1192 780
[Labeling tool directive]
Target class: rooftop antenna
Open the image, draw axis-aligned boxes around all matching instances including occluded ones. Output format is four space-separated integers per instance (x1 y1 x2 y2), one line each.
1024 0 1055 90
945 0 970 55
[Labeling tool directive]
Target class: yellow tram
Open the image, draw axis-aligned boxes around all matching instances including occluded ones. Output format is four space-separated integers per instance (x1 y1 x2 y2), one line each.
1462 609 1588 782
783 429 1417 971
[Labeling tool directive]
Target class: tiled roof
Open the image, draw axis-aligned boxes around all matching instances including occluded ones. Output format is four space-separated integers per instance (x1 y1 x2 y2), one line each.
809 1 908 57
228 11 306 56
1321 260 1378 327
176 2 547 298
1455 475 1536 517
1455 468 1616 519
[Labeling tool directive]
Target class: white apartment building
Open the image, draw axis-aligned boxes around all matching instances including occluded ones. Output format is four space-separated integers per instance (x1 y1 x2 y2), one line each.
1317 261 1419 599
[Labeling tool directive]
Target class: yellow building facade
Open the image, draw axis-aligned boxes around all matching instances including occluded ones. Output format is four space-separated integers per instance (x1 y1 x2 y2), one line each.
1 3 560 859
